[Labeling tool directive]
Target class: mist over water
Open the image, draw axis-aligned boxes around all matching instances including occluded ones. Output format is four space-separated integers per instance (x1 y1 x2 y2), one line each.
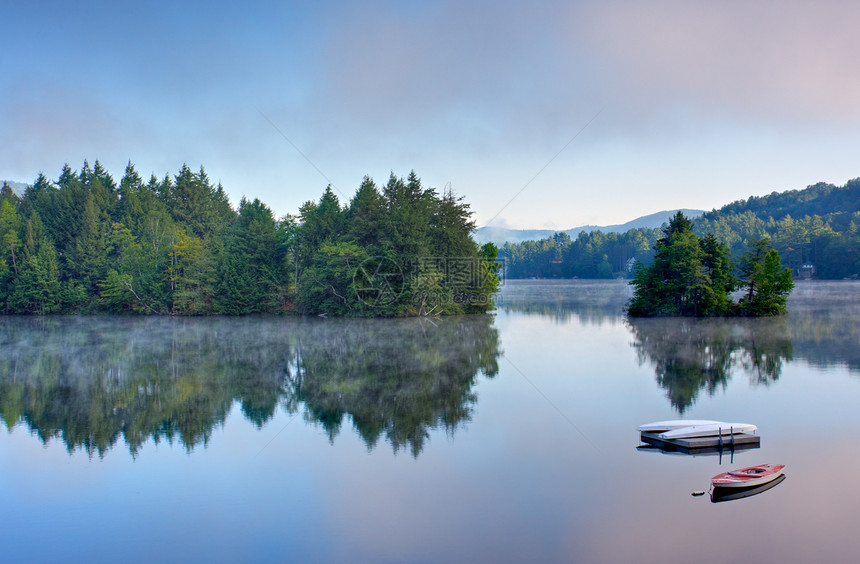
2 280 859 563
500 279 860 373
0 315 500 458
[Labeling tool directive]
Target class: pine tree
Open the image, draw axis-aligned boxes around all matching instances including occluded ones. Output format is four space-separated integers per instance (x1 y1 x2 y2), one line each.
66 192 108 296
738 238 794 316
7 214 61 314
215 198 288 313
0 199 22 277
383 171 434 262
167 164 236 239
699 233 737 315
1 181 21 208
346 176 386 251
629 212 713 316
296 186 344 271
57 163 76 188
117 161 145 229
431 186 476 259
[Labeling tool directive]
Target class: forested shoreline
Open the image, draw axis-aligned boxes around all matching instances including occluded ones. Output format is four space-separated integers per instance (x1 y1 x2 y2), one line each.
500 179 860 280
0 162 499 316
3 165 856 316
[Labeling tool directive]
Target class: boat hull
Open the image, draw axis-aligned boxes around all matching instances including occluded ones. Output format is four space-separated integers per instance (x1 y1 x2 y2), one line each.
711 474 786 502
637 419 725 433
711 463 785 488
658 423 757 440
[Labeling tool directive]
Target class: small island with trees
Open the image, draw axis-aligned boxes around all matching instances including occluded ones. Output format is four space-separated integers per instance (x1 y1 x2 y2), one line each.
627 212 794 317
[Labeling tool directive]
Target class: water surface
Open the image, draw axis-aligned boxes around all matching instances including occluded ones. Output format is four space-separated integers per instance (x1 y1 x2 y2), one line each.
1 280 859 563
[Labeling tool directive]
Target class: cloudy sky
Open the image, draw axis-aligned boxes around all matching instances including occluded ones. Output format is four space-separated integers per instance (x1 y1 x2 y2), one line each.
3 0 859 229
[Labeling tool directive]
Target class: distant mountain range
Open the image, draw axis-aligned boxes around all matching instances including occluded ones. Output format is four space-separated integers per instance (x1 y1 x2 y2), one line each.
475 209 705 245
1 180 27 195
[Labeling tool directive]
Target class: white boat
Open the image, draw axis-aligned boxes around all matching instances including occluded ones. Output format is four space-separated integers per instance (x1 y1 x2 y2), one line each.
658 423 757 440
637 420 726 433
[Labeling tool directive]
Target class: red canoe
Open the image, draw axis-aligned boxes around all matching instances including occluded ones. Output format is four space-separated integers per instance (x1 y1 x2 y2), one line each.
711 463 785 488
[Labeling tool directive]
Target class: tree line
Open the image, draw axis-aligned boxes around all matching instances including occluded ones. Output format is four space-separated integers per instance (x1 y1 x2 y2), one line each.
500 228 661 279
500 178 860 280
0 162 499 316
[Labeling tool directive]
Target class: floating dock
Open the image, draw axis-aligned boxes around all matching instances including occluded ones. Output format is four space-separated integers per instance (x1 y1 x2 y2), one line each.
639 431 760 454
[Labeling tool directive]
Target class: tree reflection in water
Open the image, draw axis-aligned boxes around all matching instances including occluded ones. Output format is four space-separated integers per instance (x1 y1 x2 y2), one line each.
626 317 793 413
288 316 500 457
0 315 500 458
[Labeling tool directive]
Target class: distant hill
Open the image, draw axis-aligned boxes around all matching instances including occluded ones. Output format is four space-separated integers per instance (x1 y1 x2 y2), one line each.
701 179 860 222
692 177 860 279
475 209 705 246
1 180 27 196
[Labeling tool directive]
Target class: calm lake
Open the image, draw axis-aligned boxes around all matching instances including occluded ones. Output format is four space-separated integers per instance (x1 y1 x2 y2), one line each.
1 280 859 563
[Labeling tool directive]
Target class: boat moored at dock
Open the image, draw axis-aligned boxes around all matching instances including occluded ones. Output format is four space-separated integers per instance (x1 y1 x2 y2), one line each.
658 422 757 440
636 420 727 433
637 419 760 453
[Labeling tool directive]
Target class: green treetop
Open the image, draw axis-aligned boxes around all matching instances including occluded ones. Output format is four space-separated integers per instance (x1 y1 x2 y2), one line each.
627 212 792 317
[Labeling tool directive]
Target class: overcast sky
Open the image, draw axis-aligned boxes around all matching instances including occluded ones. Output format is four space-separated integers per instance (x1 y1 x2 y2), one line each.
3 0 859 229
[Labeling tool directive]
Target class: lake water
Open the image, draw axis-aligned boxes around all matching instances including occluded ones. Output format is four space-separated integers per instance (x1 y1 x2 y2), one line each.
1 280 859 563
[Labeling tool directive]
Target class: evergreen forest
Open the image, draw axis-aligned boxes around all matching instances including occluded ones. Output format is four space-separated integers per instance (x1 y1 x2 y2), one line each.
627 212 794 317
0 162 499 316
500 178 860 280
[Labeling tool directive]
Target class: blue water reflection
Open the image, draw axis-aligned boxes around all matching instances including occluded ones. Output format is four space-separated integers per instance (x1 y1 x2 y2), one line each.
0 315 499 458
1 280 859 563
